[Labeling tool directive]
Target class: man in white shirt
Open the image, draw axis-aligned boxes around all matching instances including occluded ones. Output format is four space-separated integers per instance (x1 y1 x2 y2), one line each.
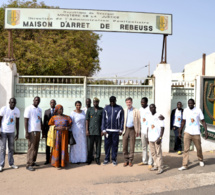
178 99 208 171
24 96 43 171
0 98 20 172
138 97 165 169
147 104 165 174
138 97 153 168
170 102 183 155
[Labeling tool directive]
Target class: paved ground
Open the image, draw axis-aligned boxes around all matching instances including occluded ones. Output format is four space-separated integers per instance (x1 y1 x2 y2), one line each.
0 151 215 195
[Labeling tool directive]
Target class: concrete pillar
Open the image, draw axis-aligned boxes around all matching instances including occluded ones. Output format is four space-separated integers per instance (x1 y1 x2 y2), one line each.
154 63 172 152
0 62 17 108
0 62 17 154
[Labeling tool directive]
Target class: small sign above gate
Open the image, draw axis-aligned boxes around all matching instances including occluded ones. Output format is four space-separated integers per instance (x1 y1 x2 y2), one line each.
5 8 172 35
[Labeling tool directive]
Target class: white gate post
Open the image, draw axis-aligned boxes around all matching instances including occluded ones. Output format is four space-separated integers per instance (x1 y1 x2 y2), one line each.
0 62 17 108
154 63 172 152
0 62 17 154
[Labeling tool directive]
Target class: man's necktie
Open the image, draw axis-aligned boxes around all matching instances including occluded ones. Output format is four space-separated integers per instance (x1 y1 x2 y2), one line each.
51 109 54 116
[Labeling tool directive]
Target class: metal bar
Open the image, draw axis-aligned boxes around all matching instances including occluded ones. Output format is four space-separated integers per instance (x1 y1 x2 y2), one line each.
87 77 148 80
8 30 11 58
11 30 14 58
18 75 149 81
160 35 168 64
88 85 153 88
160 35 165 63
202 53 206 76
164 35 167 63
171 80 195 82
16 83 84 86
16 83 154 87
18 75 86 78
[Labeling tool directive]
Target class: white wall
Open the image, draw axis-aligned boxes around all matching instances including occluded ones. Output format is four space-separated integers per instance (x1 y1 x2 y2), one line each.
184 52 215 81
0 62 17 108
172 72 184 81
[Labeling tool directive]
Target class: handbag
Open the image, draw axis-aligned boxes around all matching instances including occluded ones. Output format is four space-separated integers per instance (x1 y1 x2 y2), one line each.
68 131 76 145
47 125 56 147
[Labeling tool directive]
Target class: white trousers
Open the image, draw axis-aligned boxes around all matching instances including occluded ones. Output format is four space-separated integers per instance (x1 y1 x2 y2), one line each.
141 133 153 165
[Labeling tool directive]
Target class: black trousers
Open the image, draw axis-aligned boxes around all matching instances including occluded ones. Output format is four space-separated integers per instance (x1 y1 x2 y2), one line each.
173 127 182 151
45 131 50 162
104 132 119 162
87 135 102 162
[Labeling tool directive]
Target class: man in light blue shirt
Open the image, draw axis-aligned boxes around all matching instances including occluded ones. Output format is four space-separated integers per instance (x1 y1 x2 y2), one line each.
126 107 134 128
122 97 140 167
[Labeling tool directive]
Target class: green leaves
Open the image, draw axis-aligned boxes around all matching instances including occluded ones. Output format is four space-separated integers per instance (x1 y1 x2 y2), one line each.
0 0 101 76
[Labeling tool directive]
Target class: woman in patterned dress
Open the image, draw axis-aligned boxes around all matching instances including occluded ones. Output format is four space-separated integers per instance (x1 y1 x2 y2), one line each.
48 105 72 168
69 101 87 163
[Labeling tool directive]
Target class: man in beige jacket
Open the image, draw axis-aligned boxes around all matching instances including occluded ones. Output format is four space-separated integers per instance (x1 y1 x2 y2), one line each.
122 97 140 167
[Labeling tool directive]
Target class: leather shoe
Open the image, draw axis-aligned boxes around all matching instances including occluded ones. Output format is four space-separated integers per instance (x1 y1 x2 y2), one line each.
123 162 129 167
87 161 92 165
96 159 101 165
44 161 49 165
129 162 133 167
26 166 35 171
32 163 40 166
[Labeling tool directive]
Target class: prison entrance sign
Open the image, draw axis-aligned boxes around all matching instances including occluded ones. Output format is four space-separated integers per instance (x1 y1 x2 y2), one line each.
5 8 172 63
5 8 172 34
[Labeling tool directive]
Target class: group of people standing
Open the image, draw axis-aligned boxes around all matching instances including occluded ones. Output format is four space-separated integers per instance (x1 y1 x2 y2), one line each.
0 95 208 174
170 100 208 170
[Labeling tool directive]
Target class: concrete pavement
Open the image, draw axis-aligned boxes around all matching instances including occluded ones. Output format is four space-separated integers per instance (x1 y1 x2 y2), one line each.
0 151 214 195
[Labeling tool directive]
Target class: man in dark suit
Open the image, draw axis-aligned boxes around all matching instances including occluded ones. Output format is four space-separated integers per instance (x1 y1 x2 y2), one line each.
170 102 183 155
43 99 56 164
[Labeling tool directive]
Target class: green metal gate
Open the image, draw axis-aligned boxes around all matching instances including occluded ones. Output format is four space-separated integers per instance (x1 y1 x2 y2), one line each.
14 76 154 153
170 80 195 151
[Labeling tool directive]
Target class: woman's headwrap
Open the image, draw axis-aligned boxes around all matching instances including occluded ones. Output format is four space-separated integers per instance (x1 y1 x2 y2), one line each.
54 104 63 115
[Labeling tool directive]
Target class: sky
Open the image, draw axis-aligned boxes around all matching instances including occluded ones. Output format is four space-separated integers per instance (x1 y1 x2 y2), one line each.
2 0 215 77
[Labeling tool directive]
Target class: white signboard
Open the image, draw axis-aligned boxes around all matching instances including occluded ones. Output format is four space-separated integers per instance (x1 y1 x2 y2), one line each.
5 8 172 35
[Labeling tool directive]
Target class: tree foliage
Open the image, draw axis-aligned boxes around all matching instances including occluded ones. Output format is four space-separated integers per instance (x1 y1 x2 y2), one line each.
0 0 102 76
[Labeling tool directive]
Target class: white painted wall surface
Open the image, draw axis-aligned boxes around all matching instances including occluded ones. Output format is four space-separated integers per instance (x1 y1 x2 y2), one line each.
154 63 172 152
184 52 215 81
0 62 17 108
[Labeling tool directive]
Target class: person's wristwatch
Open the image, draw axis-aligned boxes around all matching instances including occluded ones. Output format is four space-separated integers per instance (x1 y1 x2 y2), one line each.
159 137 162 140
